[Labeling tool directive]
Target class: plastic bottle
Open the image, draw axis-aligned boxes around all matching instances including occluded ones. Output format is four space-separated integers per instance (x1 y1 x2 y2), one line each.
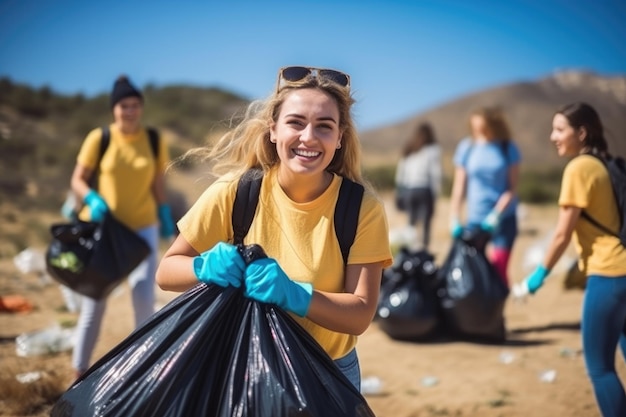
15 324 75 357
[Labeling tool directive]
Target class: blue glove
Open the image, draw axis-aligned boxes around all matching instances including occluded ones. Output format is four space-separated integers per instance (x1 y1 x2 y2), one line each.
524 265 550 294
84 190 108 222
193 242 246 288
157 204 176 239
450 219 463 239
244 258 313 317
480 210 500 233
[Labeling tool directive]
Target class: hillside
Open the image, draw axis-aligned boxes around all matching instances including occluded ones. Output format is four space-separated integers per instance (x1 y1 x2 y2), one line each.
0 79 249 208
360 70 626 170
1 70 625 210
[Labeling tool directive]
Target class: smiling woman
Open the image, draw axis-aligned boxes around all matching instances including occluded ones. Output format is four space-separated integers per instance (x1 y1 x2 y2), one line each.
516 102 626 417
156 65 393 392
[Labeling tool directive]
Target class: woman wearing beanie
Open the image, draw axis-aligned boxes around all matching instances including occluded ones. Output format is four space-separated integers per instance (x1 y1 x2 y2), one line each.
69 75 175 378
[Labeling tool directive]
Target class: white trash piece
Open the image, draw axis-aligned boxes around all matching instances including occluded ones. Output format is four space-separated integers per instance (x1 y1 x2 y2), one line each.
360 376 383 395
16 371 43 384
15 324 75 357
13 247 52 284
539 369 557 383
421 376 439 387
499 351 516 364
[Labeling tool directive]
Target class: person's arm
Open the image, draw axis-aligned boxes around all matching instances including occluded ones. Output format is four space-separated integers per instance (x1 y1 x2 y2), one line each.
156 234 201 292
517 205 580 295
395 158 405 186
493 163 520 214
541 205 580 270
151 170 168 205
306 261 384 336
449 165 467 223
70 163 95 201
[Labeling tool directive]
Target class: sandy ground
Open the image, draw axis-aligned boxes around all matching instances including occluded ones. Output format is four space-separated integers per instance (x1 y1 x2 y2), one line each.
1 192 625 417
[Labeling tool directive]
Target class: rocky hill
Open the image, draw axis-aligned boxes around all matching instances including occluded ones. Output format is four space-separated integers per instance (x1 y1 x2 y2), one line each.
360 70 626 170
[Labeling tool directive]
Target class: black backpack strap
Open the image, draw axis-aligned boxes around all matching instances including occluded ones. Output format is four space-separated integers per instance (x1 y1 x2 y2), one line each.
581 210 617 237
580 154 621 239
231 170 364 265
146 127 159 158
99 126 110 160
232 169 263 245
334 177 364 265
87 126 111 190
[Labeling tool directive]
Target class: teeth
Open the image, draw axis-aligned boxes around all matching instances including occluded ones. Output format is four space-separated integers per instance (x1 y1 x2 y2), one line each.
293 149 320 157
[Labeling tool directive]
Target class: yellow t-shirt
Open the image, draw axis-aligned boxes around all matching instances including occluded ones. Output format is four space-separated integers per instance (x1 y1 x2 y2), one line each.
77 124 169 230
178 168 393 359
559 155 626 276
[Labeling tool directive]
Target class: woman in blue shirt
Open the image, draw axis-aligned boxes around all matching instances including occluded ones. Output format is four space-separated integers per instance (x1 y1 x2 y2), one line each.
449 106 521 288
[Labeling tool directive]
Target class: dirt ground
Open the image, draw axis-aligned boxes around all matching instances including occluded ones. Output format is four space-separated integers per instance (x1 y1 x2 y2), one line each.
1 190 624 417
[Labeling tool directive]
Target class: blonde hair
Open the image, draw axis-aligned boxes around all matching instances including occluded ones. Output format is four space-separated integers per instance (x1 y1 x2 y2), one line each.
469 106 513 142
181 74 368 187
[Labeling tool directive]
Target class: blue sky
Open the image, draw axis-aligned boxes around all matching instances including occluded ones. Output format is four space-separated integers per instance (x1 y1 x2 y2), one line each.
1 0 625 131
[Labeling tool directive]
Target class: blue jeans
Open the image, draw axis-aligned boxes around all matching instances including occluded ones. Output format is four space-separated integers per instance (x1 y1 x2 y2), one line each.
582 275 626 417
334 349 361 391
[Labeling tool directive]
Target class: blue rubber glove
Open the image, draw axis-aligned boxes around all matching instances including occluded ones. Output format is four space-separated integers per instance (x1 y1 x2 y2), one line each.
524 265 550 294
450 219 463 239
193 242 246 288
157 204 176 239
480 210 500 233
244 258 313 317
83 189 108 222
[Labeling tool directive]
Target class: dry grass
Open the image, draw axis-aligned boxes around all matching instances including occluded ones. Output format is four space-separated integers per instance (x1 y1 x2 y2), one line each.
0 362 66 416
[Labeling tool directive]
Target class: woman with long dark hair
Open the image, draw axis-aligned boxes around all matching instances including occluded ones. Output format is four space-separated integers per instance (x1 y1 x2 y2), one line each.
517 102 626 417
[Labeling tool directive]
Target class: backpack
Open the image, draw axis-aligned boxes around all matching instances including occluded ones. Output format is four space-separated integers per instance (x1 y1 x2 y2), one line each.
63 126 160 219
581 154 626 247
231 169 364 265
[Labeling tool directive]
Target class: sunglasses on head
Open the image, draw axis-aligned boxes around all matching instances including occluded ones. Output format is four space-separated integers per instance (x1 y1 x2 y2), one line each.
276 66 351 92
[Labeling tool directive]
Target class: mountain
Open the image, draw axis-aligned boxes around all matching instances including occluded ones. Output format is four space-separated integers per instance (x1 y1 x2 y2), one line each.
359 71 626 170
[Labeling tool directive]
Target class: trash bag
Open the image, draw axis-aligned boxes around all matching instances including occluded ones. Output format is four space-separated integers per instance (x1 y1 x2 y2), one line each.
377 247 440 341
436 229 509 342
51 244 375 417
45 212 150 300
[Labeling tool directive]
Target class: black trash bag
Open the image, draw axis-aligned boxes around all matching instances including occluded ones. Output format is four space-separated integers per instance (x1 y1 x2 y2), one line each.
436 229 509 342
377 247 440 341
51 244 375 417
45 212 151 299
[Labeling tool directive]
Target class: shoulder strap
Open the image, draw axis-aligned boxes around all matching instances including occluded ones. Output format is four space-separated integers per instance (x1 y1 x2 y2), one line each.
87 126 111 190
335 178 364 265
101 126 159 158
232 169 263 245
231 169 365 265
146 127 159 158
499 140 509 164
99 126 110 160
580 154 621 238
581 210 617 237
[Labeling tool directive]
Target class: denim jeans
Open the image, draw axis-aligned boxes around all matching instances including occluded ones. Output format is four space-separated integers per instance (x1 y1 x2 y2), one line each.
334 349 361 391
582 275 626 417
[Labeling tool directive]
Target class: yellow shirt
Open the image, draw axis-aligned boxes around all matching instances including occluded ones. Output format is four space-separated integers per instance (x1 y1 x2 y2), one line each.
559 155 626 276
178 168 393 359
77 124 169 230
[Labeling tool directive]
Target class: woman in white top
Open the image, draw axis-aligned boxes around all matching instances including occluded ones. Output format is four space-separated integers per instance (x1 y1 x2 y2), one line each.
395 122 442 250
